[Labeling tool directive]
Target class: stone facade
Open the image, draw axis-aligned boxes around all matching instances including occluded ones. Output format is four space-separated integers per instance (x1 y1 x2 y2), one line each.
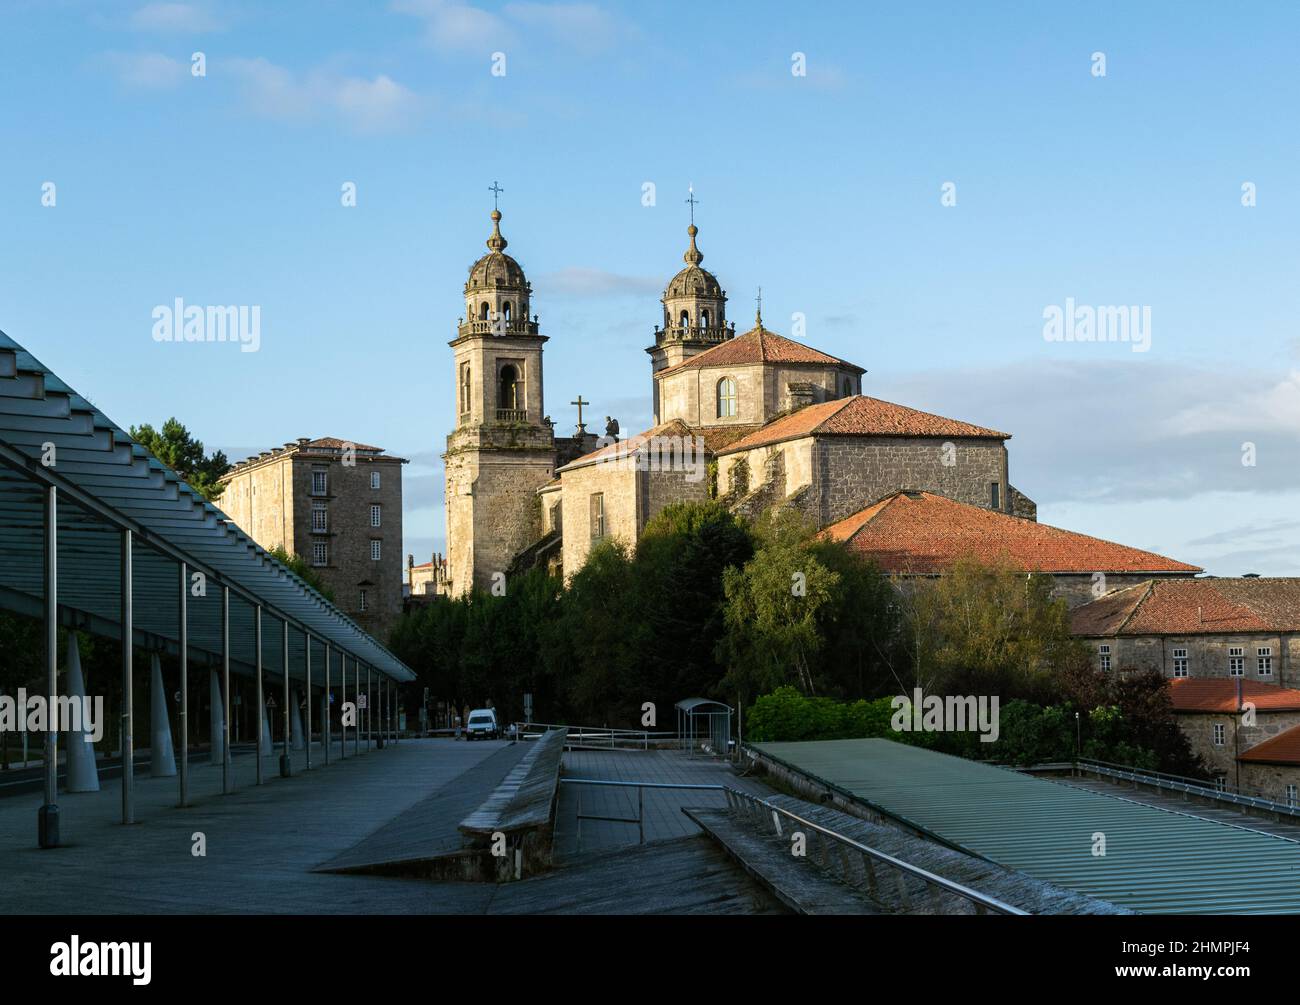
1081 633 1300 688
219 438 406 639
717 434 1009 528
1178 710 1300 782
657 360 861 428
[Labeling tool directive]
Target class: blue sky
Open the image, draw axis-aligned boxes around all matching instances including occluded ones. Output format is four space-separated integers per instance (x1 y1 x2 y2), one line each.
3 1 1299 574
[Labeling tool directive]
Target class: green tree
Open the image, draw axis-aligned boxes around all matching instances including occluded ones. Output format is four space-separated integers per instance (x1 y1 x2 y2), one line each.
130 417 230 502
717 509 840 702
267 545 335 602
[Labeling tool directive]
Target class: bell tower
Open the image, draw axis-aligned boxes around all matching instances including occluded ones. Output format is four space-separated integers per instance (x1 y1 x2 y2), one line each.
647 191 733 420
443 195 556 596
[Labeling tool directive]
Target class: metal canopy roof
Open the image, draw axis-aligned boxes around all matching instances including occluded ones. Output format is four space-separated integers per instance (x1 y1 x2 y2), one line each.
756 738 1300 915
0 330 414 684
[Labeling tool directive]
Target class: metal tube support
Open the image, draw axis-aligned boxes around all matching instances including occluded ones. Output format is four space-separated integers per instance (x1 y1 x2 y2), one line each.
38 484 59 847
340 655 347 760
353 660 359 757
304 633 312 771
221 586 231 795
367 666 372 752
179 561 189 806
323 643 331 766
280 619 291 777
255 605 264 785
121 528 134 825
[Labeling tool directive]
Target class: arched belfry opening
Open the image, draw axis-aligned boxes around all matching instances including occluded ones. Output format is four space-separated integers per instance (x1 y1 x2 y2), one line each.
499 364 520 412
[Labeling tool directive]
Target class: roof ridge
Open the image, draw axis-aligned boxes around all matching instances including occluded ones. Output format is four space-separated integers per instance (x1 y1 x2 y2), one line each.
1114 580 1156 634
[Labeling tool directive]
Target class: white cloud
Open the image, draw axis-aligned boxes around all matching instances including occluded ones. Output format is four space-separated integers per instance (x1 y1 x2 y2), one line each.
227 57 422 132
536 267 661 298
105 51 187 89
130 2 222 33
504 2 632 52
390 0 510 51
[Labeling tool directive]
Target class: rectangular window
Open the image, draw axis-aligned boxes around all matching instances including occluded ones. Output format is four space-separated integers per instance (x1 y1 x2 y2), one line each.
370 504 382 528
1098 644 1111 674
312 541 328 567
312 470 327 496
589 492 605 541
312 501 327 533
1228 646 1244 677
1287 784 1298 808
1214 776 1227 792
359 589 368 612
1213 723 1226 746
1172 647 1188 678
371 539 382 562
370 470 381 490
989 482 1000 510
1257 647 1273 675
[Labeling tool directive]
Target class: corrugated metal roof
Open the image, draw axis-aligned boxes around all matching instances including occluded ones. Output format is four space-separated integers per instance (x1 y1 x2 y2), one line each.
755 738 1300 914
0 330 414 684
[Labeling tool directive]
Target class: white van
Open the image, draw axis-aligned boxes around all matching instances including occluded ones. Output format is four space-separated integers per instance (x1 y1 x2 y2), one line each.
465 708 499 741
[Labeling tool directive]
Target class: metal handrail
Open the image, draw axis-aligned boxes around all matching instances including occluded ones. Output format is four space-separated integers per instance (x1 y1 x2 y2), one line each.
1075 759 1300 817
557 777 1026 915
515 722 679 750
723 787 1028 916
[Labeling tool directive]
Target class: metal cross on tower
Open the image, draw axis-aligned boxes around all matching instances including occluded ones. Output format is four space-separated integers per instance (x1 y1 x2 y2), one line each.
489 181 504 210
685 184 698 225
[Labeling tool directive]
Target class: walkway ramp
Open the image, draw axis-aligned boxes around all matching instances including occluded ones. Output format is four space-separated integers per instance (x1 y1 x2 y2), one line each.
316 730 568 881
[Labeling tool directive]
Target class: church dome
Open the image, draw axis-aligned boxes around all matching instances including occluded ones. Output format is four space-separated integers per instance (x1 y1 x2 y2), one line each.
664 225 723 301
465 210 529 293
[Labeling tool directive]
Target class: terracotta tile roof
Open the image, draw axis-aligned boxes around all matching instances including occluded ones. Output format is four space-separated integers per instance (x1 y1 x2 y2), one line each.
715 396 1010 456
1167 677 1300 714
557 419 764 473
1071 578 1300 637
1238 722 1300 765
821 490 1200 575
304 436 384 452
655 325 864 378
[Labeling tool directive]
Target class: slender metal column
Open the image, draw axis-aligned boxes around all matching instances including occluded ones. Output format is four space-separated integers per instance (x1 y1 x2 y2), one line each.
281 619 291 777
255 605 264 785
323 643 331 766
366 666 372 752
121 528 134 825
353 660 359 757
38 485 59 847
339 654 347 760
221 585 231 794
179 561 189 806
304 633 312 771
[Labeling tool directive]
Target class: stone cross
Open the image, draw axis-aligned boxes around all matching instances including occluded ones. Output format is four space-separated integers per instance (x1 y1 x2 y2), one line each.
571 395 589 433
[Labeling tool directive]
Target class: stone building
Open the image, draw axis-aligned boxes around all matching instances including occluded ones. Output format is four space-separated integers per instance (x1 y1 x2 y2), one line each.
1071 578 1300 803
820 490 1200 607
218 436 407 638
1165 678 1300 804
1070 578 1300 686
438 203 1202 597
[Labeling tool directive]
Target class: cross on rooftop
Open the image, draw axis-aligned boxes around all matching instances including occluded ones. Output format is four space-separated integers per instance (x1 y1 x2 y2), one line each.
685 185 698 225
489 181 504 210
571 395 589 432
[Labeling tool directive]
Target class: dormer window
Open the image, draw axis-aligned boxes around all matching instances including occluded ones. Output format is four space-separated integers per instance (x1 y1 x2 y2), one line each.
717 376 738 418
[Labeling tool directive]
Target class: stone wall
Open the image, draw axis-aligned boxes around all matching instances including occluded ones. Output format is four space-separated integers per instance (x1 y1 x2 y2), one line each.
1080 632 1299 688
1238 762 1300 805
559 459 637 576
1179 710 1300 780
656 360 859 427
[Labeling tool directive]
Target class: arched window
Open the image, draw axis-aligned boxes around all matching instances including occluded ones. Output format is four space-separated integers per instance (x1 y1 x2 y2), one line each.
480 302 490 321
842 377 852 398
717 376 738 418
499 364 519 411
700 308 711 329
680 310 690 330
460 364 472 415
503 301 512 322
